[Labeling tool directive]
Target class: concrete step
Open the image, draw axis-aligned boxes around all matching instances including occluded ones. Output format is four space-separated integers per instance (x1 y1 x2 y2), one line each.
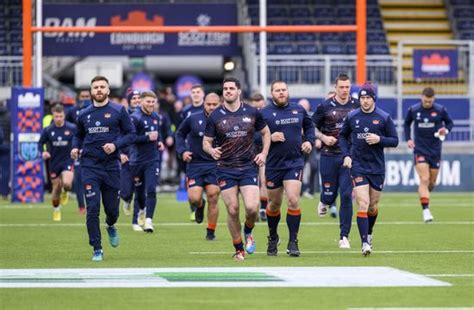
379 0 444 7
384 21 451 31
387 32 453 42
381 9 447 19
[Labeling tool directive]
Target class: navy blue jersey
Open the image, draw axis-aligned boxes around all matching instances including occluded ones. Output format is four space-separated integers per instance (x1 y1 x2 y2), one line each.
261 101 315 170
175 111 215 164
129 109 162 164
65 100 92 125
339 107 398 175
39 121 76 168
312 97 359 155
403 103 454 157
73 102 136 170
205 102 267 170
181 104 203 119
159 111 173 140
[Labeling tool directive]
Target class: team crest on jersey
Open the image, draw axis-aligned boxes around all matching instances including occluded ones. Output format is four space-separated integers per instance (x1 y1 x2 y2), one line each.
85 184 92 190
431 112 437 117
242 117 251 123
64 130 70 135
324 182 331 188
104 113 111 119
372 120 380 125
292 110 298 114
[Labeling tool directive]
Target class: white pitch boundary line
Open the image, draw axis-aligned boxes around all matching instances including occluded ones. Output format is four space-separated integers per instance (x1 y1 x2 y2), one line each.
424 274 474 277
188 250 474 255
0 221 473 228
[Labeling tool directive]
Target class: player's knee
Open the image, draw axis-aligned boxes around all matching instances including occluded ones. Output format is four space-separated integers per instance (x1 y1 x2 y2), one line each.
63 182 73 192
368 205 378 216
227 206 239 218
419 175 430 184
428 182 435 191
287 195 299 209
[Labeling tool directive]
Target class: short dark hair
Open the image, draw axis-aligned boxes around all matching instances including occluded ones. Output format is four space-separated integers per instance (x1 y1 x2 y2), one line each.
223 77 241 89
335 73 351 84
270 80 287 92
51 103 64 114
90 75 109 85
141 90 157 99
422 87 435 97
250 93 265 102
191 84 204 91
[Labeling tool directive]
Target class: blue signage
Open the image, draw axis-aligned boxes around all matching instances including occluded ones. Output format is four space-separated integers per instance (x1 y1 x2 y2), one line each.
413 49 458 79
11 87 44 203
42 4 239 56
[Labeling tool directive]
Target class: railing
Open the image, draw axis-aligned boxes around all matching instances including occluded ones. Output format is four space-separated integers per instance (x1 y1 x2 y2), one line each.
0 56 23 87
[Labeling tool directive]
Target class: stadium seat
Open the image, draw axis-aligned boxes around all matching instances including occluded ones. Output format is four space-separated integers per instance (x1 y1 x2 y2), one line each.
290 7 311 18
295 33 317 42
291 19 314 25
296 44 319 54
322 43 346 54
368 44 389 55
274 43 296 54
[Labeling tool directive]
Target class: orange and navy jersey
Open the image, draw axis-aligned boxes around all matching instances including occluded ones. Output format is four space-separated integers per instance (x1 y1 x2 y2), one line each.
312 97 359 156
205 102 266 170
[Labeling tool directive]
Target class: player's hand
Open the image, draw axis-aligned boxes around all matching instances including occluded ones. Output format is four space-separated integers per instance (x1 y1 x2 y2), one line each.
148 131 158 141
210 147 222 160
166 136 174 147
182 151 193 162
365 133 380 145
70 148 79 160
271 132 285 142
254 152 267 167
102 143 116 154
315 139 322 150
42 151 51 160
120 154 129 164
438 127 449 136
407 139 415 149
343 156 352 168
301 141 312 154
158 142 165 151
321 134 337 146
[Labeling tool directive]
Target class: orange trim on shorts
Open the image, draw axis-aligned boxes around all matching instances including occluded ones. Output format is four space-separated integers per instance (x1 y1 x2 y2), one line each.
207 223 217 230
420 197 430 205
233 238 242 245
266 208 281 217
287 208 301 216
357 211 368 218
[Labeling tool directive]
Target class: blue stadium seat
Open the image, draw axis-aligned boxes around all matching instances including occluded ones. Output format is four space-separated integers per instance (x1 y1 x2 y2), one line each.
449 0 473 5
268 7 289 18
368 19 383 29
346 44 356 54
320 33 342 42
296 43 319 54
453 8 474 18
248 6 259 18
322 43 346 54
11 43 22 55
290 7 311 18
314 7 336 18
295 33 317 41
342 32 356 41
459 31 474 40
368 44 389 54
316 18 335 25
271 33 294 42
268 19 288 25
291 19 314 25
338 6 355 18
274 43 296 54
456 19 474 30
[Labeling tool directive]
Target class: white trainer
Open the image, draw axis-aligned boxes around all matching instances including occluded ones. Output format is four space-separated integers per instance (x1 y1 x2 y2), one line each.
423 208 434 223
143 218 154 233
317 201 329 217
132 224 143 231
368 234 373 247
362 242 372 256
338 236 351 249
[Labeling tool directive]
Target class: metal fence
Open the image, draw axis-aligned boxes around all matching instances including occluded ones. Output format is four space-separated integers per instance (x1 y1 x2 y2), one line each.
0 56 23 87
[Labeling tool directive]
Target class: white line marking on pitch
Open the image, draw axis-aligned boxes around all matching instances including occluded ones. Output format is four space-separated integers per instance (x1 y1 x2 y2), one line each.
424 274 474 277
0 267 450 288
189 250 474 255
0 221 473 227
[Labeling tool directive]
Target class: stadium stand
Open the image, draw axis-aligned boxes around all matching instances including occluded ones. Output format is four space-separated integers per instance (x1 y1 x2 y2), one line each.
447 0 474 40
248 0 390 56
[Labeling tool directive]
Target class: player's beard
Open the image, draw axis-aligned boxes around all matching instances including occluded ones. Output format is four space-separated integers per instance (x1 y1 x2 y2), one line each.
92 92 108 103
273 96 288 107
361 102 375 113
224 93 238 104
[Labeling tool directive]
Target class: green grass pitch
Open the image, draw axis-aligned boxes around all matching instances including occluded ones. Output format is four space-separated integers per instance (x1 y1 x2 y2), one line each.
1 192 473 309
